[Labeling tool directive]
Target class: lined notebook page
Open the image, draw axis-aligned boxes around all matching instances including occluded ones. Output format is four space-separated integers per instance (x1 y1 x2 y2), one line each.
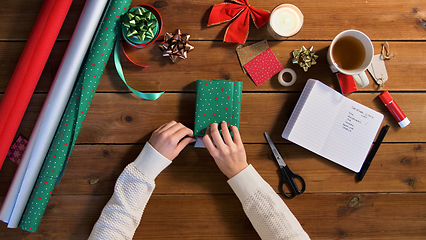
282 79 384 172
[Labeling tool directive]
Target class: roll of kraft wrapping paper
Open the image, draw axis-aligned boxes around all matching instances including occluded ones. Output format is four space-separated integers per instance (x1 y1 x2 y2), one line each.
18 0 132 232
0 0 109 228
0 0 73 169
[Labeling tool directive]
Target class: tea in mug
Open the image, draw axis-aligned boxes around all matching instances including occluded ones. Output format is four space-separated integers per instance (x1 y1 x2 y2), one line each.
332 36 366 70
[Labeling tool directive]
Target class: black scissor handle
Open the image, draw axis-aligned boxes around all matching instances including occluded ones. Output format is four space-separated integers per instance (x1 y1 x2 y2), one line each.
279 166 306 199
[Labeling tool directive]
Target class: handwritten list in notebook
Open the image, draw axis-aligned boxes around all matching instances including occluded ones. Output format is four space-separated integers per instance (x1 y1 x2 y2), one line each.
282 79 384 172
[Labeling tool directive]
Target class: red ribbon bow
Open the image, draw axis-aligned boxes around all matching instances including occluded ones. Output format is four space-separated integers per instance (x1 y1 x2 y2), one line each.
208 0 270 44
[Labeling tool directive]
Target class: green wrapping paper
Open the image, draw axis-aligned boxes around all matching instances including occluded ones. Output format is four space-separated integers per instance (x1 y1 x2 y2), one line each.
19 0 132 232
194 80 243 136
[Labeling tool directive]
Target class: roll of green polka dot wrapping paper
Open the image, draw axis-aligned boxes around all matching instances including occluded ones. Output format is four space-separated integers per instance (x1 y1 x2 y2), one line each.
194 80 243 136
19 0 132 232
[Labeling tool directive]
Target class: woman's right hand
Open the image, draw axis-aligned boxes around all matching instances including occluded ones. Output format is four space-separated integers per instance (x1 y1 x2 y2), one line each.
202 121 248 179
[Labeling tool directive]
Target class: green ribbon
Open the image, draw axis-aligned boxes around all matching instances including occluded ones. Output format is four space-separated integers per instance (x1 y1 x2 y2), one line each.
122 6 158 45
114 33 164 100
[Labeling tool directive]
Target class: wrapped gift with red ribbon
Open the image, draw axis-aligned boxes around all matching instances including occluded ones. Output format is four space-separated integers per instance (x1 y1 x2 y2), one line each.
208 0 270 44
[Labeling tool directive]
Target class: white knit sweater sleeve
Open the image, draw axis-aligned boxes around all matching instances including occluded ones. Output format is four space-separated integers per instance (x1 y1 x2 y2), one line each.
227 164 310 240
88 142 171 240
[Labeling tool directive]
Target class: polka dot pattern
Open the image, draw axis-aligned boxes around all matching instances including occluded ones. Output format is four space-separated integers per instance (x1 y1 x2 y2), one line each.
236 39 269 68
194 80 243 136
18 0 132 232
244 48 284 87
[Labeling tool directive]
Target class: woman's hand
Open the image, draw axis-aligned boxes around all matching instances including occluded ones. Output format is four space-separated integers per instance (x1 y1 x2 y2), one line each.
202 121 248 179
149 121 196 161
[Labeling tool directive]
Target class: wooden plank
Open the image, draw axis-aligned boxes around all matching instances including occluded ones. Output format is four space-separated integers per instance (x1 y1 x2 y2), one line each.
10 92 424 144
1 41 425 92
0 193 425 239
140 194 426 240
101 41 426 92
1 0 425 41
0 42 60 93
63 92 426 143
0 143 423 196
0 0 84 41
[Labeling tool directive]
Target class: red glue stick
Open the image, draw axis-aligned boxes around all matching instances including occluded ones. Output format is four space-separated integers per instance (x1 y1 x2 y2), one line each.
379 91 410 128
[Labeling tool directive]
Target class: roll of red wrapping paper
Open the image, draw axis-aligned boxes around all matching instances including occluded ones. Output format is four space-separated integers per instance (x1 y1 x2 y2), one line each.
0 0 73 169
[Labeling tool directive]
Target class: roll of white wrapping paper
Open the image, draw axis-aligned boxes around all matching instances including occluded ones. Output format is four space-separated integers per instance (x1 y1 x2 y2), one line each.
0 0 109 228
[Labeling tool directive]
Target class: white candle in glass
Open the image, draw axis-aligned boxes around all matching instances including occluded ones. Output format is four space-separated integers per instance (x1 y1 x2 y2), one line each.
268 4 303 39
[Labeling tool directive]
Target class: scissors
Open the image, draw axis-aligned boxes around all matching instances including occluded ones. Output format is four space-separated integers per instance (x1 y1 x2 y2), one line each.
264 132 306 199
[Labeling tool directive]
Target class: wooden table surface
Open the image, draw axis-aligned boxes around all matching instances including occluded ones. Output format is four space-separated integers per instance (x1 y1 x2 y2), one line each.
1 0 425 239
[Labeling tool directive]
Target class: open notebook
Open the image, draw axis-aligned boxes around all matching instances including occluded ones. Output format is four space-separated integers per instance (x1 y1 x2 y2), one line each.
282 79 384 172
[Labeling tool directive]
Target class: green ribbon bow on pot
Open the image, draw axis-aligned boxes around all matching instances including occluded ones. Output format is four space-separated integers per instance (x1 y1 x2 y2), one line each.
122 7 158 44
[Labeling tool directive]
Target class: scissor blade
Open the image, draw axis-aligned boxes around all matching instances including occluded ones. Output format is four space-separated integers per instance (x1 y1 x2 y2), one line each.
264 132 286 167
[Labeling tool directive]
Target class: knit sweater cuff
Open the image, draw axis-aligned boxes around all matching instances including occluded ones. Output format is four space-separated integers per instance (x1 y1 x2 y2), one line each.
133 142 172 180
227 164 270 201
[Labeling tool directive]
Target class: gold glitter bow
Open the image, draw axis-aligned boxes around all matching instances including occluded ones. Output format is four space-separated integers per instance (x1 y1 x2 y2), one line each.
159 29 195 63
292 46 318 72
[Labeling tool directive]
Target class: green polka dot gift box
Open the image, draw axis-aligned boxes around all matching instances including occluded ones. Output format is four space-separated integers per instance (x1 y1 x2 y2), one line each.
194 80 243 136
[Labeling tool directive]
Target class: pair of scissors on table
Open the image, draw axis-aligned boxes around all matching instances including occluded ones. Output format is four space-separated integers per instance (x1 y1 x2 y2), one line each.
264 132 306 199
